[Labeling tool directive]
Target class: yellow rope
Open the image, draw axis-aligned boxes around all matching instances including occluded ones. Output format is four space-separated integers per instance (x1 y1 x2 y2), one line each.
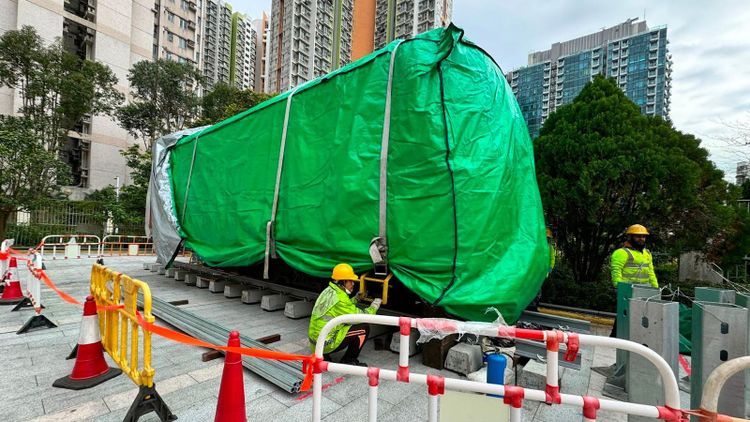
538 307 615 327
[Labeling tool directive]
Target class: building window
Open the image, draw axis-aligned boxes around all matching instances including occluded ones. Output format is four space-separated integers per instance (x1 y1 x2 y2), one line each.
167 32 174 42
181 0 189 10
167 12 175 22
180 18 189 29
179 38 187 49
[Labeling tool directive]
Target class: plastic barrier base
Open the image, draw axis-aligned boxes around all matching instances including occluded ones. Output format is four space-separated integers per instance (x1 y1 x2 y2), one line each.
52 367 122 390
17 314 57 334
11 297 42 312
123 384 177 422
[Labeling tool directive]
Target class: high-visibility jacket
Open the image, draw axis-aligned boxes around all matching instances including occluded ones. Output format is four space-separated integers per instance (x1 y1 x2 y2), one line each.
308 282 377 353
610 247 658 288
549 244 556 273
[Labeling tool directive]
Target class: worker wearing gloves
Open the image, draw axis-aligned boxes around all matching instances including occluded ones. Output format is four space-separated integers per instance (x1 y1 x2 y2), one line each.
610 224 658 288
309 263 381 366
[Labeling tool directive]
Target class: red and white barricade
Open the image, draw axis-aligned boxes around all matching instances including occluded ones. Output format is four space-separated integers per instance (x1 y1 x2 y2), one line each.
311 314 686 422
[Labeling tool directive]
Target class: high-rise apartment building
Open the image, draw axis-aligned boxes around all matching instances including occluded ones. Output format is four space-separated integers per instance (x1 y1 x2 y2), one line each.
506 19 672 138
738 161 749 185
153 0 200 65
202 0 233 88
266 0 354 92
230 13 256 90
0 0 153 197
252 13 270 92
373 0 453 50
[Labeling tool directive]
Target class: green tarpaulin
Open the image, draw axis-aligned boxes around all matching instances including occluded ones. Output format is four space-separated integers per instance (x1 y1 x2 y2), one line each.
167 25 548 323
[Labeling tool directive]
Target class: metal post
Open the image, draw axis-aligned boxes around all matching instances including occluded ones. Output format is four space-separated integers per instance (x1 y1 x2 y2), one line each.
732 292 750 419
690 302 748 419
605 283 659 398
626 298 679 422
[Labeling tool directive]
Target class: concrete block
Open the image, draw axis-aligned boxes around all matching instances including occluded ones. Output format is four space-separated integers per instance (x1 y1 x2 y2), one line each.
174 269 186 281
209 279 225 293
284 300 314 319
241 289 273 304
261 294 292 311
184 273 197 286
422 334 458 369
149 263 160 272
518 359 547 391
224 284 242 298
142 262 151 270
166 268 175 278
196 276 211 289
445 343 483 375
389 328 422 357
157 265 166 275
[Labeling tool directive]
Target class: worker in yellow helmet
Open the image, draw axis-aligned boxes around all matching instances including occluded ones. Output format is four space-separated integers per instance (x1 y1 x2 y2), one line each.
609 224 658 338
610 224 658 288
528 227 556 311
308 263 381 366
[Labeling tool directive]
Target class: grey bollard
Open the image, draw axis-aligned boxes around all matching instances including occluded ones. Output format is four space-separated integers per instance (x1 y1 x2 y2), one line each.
691 301 748 419
626 298 679 422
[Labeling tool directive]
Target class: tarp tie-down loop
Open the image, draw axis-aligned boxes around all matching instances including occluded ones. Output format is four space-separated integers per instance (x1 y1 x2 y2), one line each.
264 85 302 279
373 40 402 271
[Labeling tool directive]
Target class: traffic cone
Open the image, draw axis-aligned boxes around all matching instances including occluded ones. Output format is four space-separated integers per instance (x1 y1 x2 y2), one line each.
0 257 24 305
214 331 246 422
0 249 7 294
53 295 121 390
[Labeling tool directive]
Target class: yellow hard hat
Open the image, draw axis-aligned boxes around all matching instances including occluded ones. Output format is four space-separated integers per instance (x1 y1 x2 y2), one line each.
546 228 553 238
626 224 649 235
332 263 359 281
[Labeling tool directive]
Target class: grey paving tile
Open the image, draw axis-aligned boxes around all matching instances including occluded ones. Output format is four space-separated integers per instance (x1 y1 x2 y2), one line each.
323 395 394 422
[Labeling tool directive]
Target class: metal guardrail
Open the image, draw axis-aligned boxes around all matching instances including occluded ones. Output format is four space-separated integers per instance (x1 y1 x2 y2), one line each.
100 235 155 257
40 234 101 260
311 315 683 422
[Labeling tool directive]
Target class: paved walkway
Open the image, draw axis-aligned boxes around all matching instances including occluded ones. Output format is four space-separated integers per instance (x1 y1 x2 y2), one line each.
0 257 689 421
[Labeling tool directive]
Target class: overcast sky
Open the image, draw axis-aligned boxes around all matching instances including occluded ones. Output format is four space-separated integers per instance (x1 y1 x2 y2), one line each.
235 0 750 181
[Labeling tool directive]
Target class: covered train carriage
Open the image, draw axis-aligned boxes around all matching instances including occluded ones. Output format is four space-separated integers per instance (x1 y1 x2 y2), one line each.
149 25 549 323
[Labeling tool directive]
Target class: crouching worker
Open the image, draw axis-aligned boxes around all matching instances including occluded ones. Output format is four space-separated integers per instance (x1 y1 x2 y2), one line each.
309 263 381 366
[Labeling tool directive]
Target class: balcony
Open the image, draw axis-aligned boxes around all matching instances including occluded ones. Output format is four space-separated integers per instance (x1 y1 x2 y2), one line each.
188 21 196 30
189 1 196 11
648 79 656 88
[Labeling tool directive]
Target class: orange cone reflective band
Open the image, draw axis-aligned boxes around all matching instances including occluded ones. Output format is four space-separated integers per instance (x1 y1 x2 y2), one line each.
215 331 247 422
0 257 24 304
53 296 122 390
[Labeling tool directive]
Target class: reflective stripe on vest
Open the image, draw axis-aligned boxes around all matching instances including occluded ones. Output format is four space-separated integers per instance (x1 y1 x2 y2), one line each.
623 248 650 281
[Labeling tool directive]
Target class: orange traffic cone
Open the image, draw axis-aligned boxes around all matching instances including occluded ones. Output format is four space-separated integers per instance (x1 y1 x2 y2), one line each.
214 331 247 422
53 295 121 389
0 257 24 305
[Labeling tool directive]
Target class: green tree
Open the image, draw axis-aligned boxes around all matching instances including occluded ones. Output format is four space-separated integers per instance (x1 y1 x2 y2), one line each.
535 76 731 283
86 145 151 228
117 59 203 147
0 26 123 151
195 82 275 126
741 180 750 199
0 116 70 238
